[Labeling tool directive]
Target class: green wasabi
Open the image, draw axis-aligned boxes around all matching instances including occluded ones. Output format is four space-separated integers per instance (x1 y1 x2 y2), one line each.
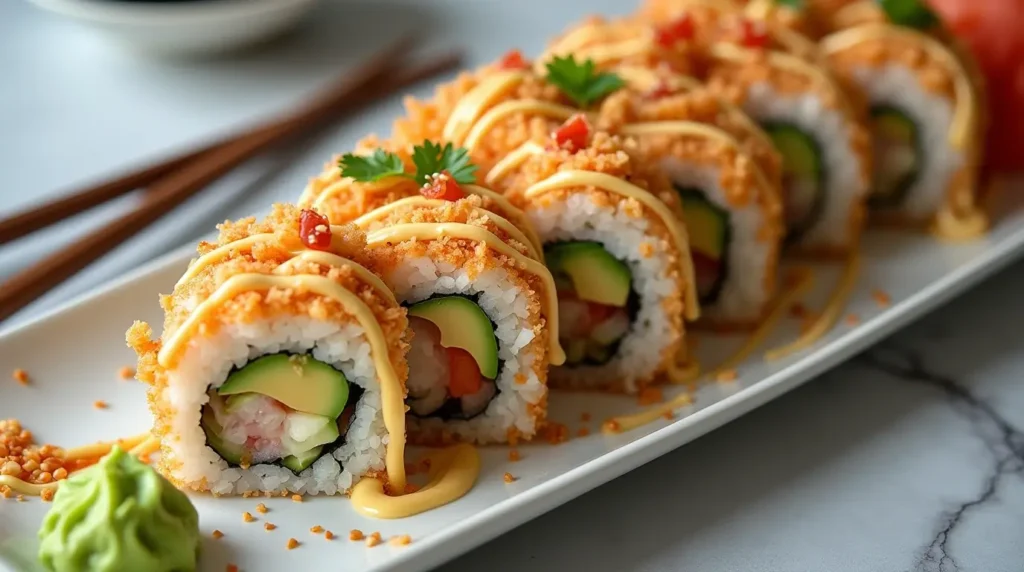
37 446 200 572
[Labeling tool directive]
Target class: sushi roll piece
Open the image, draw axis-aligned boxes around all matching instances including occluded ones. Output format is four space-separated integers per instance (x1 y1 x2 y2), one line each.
568 5 872 254
595 91 785 328
359 193 562 445
817 9 987 232
127 204 410 496
489 128 699 393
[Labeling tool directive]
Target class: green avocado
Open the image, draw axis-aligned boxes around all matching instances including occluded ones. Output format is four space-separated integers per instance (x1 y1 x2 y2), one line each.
408 296 499 379
217 354 349 419
200 404 245 466
545 241 632 307
678 189 729 260
868 105 920 208
764 123 824 240
282 446 324 473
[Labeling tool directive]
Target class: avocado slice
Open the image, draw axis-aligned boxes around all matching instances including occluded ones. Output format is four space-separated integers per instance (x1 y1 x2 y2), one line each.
200 404 245 466
763 123 825 240
281 446 324 473
869 105 920 208
545 242 632 307
283 412 339 453
408 296 499 379
217 354 349 419
676 188 731 304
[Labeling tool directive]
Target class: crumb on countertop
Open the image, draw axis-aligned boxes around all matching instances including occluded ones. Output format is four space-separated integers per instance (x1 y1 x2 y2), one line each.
117 366 135 380
242 511 255 523
324 530 335 541
390 535 412 546
503 472 516 483
349 529 365 541
310 525 323 534
366 532 382 547
286 538 299 550
264 523 276 531
255 502 267 513
11 369 29 385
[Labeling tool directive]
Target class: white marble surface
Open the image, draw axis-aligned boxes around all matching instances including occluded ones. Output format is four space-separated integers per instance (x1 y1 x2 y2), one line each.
2 0 1022 571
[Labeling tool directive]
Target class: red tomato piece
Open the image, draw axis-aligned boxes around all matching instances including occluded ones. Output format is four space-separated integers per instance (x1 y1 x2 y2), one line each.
299 209 332 251
420 172 465 201
499 49 528 70
738 18 769 49
655 14 696 48
553 114 591 152
447 347 484 398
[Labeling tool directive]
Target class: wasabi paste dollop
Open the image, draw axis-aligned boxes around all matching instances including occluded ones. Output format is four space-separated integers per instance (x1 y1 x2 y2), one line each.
37 446 200 572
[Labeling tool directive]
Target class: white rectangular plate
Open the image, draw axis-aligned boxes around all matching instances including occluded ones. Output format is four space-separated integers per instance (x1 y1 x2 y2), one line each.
3 199 1024 572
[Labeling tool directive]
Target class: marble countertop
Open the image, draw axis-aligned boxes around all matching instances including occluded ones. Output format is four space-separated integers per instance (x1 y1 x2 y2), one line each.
2 0 1022 570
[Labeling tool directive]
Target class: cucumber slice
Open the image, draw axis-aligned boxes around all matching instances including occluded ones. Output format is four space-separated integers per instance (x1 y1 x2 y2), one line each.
869 105 921 208
763 123 825 242
675 188 731 304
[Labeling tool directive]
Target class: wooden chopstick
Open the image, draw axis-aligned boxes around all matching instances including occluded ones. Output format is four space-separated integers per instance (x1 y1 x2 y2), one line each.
0 39 456 246
0 42 464 323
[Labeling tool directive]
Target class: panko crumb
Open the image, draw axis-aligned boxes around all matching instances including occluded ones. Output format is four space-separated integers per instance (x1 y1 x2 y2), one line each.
212 530 224 540
117 366 135 380
637 387 663 406
255 502 268 513
11 369 28 385
40 488 55 502
16 494 25 502
264 523 277 531
242 511 255 523
503 472 516 483
366 532 382 547
715 369 738 383
872 289 891 307
845 314 860 326
310 525 323 534
349 529 365 541
508 449 520 462
390 535 412 546
286 538 299 550
93 400 108 410
291 494 303 503
324 531 335 541
226 565 239 572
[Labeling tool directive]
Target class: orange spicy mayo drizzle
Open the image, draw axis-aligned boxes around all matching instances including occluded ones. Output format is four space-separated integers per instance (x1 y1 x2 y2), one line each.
367 222 566 365
158 239 409 493
351 444 480 519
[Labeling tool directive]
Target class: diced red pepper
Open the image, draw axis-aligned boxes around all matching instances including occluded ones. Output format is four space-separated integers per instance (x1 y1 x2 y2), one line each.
498 49 529 70
420 171 465 201
646 80 676 99
586 301 618 327
655 14 696 48
299 209 332 251
553 114 591 153
738 18 769 49
447 347 484 398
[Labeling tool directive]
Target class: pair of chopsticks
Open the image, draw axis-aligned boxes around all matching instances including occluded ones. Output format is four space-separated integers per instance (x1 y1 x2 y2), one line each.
0 35 463 323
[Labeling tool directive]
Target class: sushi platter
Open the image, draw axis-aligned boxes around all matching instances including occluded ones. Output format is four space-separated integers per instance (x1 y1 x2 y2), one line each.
3 0 1024 571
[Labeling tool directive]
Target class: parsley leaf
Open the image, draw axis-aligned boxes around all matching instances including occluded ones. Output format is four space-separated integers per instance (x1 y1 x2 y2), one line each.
410 141 478 186
544 55 626 108
876 0 939 30
775 0 804 8
338 149 408 183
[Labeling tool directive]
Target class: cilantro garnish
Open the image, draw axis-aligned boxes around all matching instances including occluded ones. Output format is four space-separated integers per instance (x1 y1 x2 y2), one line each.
876 0 940 30
544 55 626 108
338 142 478 186
775 0 804 8
410 141 478 186
338 149 406 183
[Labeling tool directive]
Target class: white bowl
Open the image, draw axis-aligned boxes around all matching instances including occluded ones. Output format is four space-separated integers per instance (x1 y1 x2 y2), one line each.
27 0 322 57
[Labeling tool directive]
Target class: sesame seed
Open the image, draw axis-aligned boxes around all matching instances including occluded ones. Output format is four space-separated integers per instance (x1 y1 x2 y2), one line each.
349 529 364 541
264 523 276 531
286 538 299 550
503 472 516 483
242 512 255 523
212 530 224 539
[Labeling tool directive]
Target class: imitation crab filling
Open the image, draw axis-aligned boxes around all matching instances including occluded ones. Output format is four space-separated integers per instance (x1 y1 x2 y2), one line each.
200 353 359 474
674 189 730 304
405 295 502 420
546 241 638 366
